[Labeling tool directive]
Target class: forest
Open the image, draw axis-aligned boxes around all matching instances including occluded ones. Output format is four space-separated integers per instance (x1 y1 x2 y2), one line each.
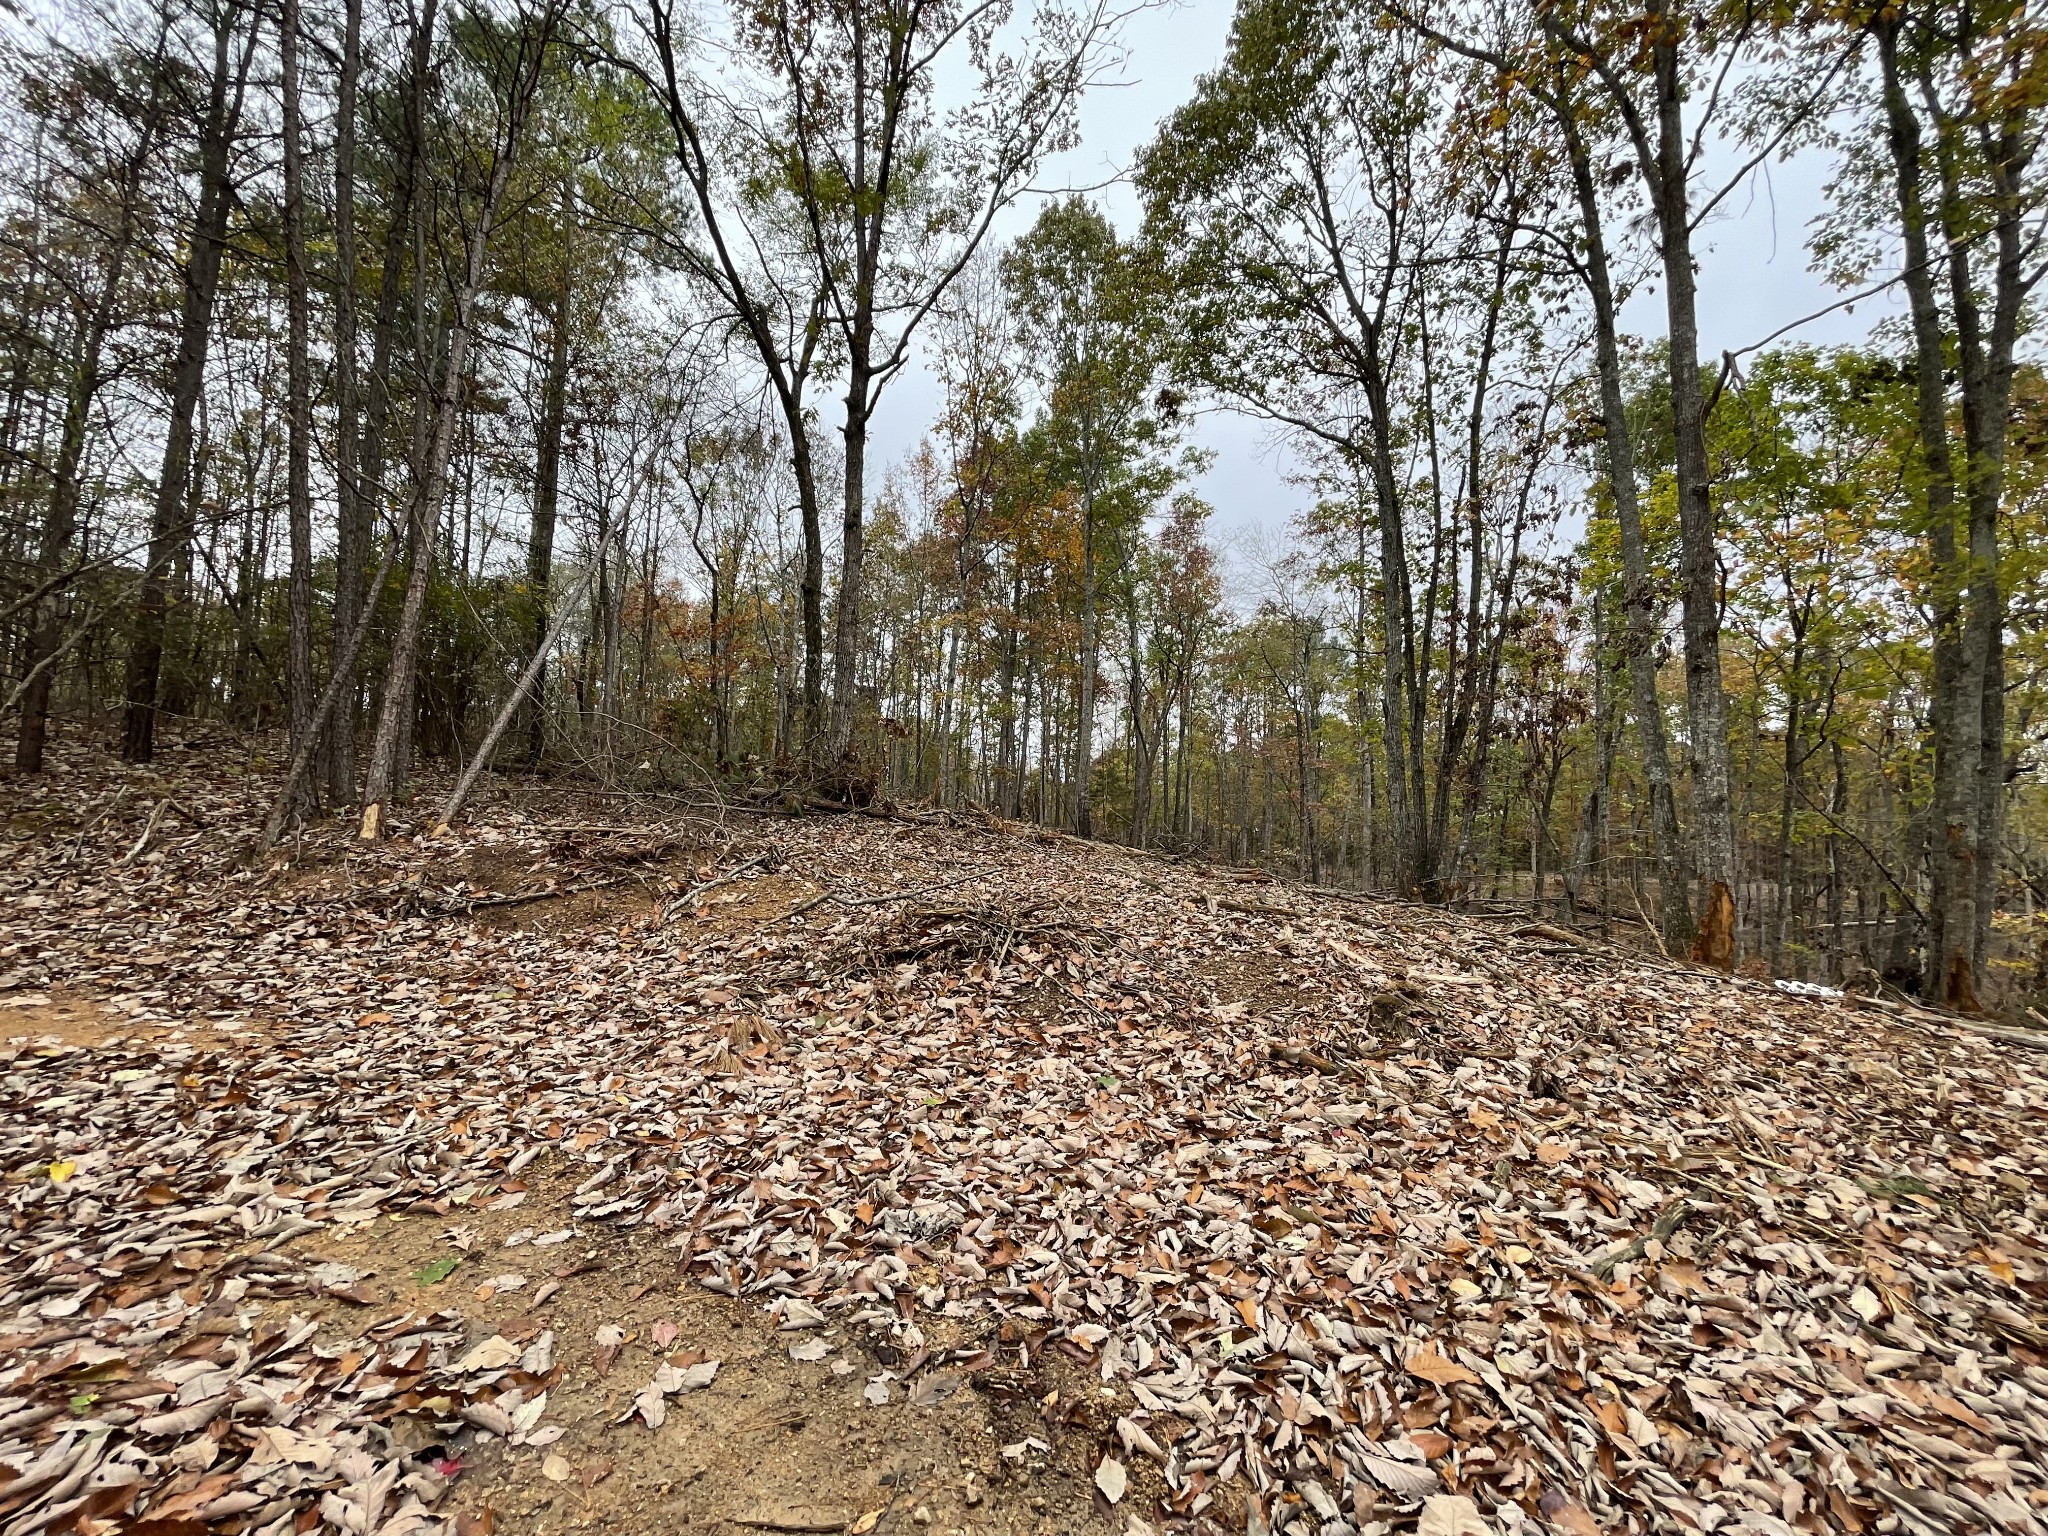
2 1 2048 1532
2 0 2046 1011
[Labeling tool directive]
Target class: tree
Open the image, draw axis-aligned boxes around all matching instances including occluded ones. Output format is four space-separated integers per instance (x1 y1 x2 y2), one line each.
1003 197 1173 838
358 0 567 837
11 17 169 771
629 0 1127 762
1141 0 1564 896
120 0 259 764
1846 0 2047 1006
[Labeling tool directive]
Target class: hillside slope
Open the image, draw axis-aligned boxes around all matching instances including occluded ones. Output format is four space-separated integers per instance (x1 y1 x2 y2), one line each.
2 750 2045 1536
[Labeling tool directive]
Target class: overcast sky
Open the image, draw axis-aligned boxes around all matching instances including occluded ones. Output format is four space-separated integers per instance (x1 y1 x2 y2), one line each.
865 0 1903 568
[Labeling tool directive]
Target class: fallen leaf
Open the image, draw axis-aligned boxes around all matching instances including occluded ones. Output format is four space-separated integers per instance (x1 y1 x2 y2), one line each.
1417 1494 1491 1536
908 1371 960 1408
1094 1456 1127 1504
1406 1344 1480 1387
414 1256 461 1287
594 1323 626 1376
454 1335 520 1374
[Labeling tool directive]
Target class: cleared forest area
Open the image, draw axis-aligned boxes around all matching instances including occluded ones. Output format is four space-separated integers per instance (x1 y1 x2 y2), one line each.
2 744 2044 1536
5 0 2048 1524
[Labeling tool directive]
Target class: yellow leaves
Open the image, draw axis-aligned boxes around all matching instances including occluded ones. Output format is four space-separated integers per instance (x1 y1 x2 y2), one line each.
46 1160 76 1183
1405 1343 1481 1387
1978 1248 2017 1285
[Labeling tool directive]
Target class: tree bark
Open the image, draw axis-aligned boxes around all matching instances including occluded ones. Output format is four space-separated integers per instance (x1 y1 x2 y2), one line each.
1646 7 1738 969
1556 63 1698 955
359 2 554 836
830 348 874 757
15 78 160 771
281 0 318 811
323 0 367 800
121 1 255 762
525 229 572 765
1075 412 1098 838
1875 14 1977 1006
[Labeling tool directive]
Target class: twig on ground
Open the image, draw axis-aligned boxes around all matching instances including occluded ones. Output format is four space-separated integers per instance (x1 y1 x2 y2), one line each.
1590 1198 1693 1281
661 851 774 922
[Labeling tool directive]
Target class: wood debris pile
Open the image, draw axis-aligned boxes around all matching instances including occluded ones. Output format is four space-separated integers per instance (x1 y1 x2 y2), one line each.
2 751 2045 1535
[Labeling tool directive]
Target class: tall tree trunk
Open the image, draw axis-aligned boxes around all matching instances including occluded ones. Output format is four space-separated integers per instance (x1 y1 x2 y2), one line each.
1126 585 1150 846
792 433 825 753
324 0 366 800
121 1 254 762
830 340 874 758
359 3 551 835
525 234 571 765
1426 217 1513 888
1365 400 1417 892
1934 35 2024 998
639 10 826 749
159 422 211 721
1875 15 1976 1005
996 562 1021 816
15 92 159 771
1075 426 1098 838
1566 599 1617 914
281 0 317 812
1773 633 1806 977
1557 80 1697 954
331 0 431 799
1647 13 1738 968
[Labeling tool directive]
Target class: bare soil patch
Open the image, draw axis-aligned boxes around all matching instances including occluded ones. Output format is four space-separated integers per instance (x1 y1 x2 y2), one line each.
0 986 271 1050
284 1180 1127 1536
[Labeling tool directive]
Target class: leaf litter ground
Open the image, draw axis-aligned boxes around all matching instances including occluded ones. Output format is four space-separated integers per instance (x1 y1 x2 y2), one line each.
2 744 2046 1536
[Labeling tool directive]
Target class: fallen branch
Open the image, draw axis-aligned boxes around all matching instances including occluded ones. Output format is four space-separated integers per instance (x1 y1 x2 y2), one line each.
1268 1043 1373 1083
435 555 604 833
422 873 632 918
661 851 774 922
117 799 173 868
1590 1198 1693 1282
1842 991 2048 1053
1511 921 1589 949
773 865 1012 925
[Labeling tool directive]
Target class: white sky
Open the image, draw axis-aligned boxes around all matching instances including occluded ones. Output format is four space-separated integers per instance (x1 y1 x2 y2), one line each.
864 0 1904 563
